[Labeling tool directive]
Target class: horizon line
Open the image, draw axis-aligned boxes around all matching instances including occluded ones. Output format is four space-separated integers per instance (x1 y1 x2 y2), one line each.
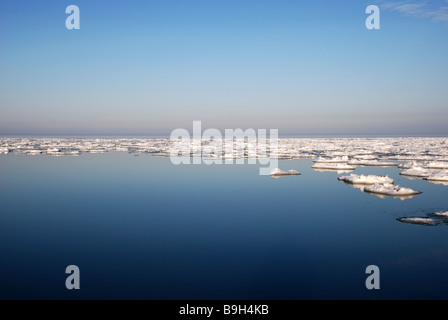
1 133 448 138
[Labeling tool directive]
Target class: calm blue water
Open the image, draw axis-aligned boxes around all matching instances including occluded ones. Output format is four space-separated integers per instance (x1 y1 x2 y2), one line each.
1 152 447 299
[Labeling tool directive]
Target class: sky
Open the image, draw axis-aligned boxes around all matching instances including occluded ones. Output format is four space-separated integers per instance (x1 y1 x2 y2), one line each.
0 0 447 136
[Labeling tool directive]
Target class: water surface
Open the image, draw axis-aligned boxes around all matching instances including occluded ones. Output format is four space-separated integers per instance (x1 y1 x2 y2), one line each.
0 152 447 299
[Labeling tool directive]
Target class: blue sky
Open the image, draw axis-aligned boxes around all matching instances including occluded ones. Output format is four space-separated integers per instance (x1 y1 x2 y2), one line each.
0 0 447 135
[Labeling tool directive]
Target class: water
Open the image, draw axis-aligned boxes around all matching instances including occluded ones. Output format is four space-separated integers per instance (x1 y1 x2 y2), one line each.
0 152 447 299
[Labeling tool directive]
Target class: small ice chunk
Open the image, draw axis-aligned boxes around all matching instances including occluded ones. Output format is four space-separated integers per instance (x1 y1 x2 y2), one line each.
46 148 61 155
338 174 394 185
434 211 448 217
270 168 301 176
397 217 440 226
312 163 355 170
364 183 421 196
88 149 108 153
25 150 44 155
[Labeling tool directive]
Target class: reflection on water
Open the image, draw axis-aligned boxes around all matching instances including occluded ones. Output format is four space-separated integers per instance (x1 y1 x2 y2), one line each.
340 182 366 192
338 180 418 200
397 217 440 226
0 154 448 299
367 192 417 201
426 180 448 186
400 175 426 181
313 168 354 174
270 175 297 180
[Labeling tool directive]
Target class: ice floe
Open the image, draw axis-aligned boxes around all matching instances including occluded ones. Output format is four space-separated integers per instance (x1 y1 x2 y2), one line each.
399 166 439 178
397 217 440 226
312 163 356 171
398 161 420 169
25 150 44 155
313 156 348 163
425 170 448 182
338 174 394 185
270 168 301 177
347 159 398 167
364 183 421 196
353 154 378 160
423 162 448 169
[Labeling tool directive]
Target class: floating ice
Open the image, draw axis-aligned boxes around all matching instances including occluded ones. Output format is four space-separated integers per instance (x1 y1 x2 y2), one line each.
347 159 398 167
270 168 301 176
338 174 394 185
45 148 61 156
313 156 348 163
87 149 108 153
425 170 448 182
25 150 44 155
353 154 378 160
398 162 420 169
397 217 440 226
364 183 421 196
312 163 356 171
434 211 448 217
423 162 448 169
1 137 448 167
399 167 438 178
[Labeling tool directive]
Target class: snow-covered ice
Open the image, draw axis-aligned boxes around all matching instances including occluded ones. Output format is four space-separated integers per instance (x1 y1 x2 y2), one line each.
423 162 448 169
312 163 356 170
313 156 348 163
364 183 421 196
338 174 394 185
347 159 398 167
1 137 447 163
353 154 378 160
398 162 420 169
270 168 301 177
425 170 448 182
399 167 438 178
397 217 440 226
